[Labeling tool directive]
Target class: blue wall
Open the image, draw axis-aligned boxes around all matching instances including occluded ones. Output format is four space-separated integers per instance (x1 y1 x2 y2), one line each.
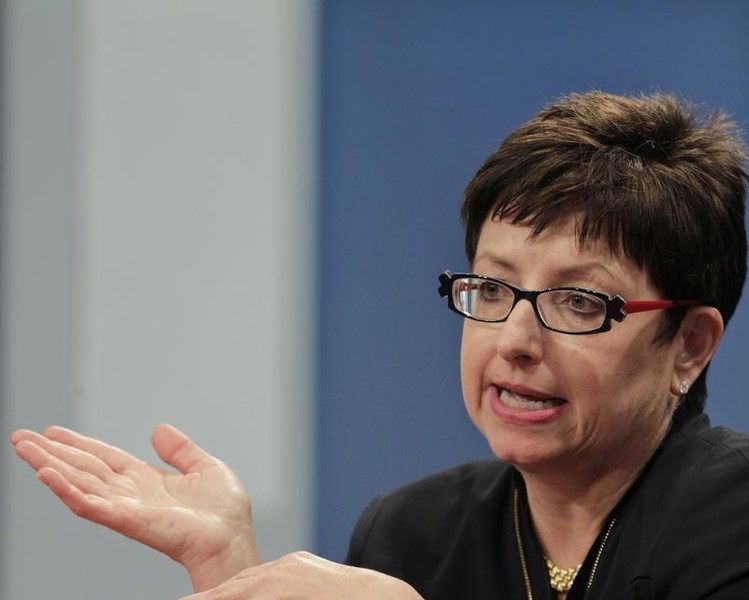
317 1 749 560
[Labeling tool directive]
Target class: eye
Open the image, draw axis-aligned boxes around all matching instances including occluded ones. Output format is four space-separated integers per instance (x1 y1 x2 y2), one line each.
479 281 503 301
560 291 605 314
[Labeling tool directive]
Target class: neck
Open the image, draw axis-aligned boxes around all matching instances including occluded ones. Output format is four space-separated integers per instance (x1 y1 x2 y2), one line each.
522 473 622 568
518 432 664 568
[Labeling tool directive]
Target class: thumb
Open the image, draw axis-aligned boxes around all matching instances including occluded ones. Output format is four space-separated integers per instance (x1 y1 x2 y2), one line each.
151 424 219 475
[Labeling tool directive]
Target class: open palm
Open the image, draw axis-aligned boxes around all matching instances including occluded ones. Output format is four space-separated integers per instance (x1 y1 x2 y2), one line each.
12 424 260 591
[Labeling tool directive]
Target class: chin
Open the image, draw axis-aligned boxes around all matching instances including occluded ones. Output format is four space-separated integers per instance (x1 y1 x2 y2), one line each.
486 434 557 468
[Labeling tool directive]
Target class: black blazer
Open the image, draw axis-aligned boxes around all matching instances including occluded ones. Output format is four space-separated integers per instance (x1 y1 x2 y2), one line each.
346 414 749 599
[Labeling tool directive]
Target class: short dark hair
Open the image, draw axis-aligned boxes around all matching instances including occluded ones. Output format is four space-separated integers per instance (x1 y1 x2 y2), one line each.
461 91 747 420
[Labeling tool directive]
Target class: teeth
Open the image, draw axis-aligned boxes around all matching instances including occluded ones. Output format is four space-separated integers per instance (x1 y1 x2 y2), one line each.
500 388 559 410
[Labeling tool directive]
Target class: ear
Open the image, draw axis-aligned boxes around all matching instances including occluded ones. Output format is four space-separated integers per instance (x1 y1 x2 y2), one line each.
669 307 724 396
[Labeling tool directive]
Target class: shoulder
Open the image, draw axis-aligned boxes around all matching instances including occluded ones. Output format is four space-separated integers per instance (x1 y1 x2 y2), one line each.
686 421 749 462
637 414 749 521
375 459 511 511
628 415 749 597
657 415 749 490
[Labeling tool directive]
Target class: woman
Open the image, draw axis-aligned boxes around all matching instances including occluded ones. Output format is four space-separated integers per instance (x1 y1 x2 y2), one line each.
12 91 749 599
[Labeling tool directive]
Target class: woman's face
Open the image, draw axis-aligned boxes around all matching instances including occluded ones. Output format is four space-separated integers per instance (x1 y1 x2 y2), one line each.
461 216 682 476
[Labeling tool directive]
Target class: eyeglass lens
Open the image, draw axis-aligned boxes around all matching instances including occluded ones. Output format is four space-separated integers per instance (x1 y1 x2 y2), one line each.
454 277 608 333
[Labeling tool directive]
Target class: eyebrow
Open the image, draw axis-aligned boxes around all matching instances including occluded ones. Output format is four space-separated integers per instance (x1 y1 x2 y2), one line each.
472 252 619 285
472 253 515 272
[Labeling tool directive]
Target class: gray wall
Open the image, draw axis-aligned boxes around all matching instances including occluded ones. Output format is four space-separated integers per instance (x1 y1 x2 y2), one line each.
1 2 317 598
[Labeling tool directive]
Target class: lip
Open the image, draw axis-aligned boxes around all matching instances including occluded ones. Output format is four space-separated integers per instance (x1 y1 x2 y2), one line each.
488 382 567 425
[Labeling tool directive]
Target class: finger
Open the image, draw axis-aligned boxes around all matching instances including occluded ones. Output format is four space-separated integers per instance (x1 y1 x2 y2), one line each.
152 424 220 475
36 465 116 525
17 442 151 536
43 425 144 475
36 464 161 545
14 430 122 483
11 428 42 445
15 440 110 498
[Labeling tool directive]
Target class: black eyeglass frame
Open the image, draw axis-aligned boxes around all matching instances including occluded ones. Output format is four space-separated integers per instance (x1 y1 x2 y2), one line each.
437 270 700 335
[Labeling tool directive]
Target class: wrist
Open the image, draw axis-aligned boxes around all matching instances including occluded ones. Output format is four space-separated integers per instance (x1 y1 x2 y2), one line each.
184 525 261 592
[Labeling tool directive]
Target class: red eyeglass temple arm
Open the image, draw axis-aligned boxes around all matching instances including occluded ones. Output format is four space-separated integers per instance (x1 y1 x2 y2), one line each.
623 299 701 314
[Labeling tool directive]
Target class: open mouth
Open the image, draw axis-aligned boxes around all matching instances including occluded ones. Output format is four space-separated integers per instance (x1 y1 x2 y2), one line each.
498 387 566 411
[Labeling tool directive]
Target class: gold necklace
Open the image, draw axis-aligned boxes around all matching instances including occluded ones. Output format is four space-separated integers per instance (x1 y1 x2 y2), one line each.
544 558 582 592
513 488 616 599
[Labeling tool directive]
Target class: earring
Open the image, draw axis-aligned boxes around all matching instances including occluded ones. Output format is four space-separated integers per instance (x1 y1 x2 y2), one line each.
678 381 690 395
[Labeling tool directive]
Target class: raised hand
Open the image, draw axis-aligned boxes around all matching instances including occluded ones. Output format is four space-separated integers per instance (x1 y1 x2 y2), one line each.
11 424 260 591
180 551 424 600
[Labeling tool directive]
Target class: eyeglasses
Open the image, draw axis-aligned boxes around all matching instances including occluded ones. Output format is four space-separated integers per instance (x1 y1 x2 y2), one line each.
438 270 700 335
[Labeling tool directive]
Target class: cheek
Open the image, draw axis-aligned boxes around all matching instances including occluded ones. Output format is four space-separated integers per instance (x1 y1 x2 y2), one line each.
550 339 640 409
460 325 490 402
575 337 675 420
614 333 674 386
460 326 487 432
621 348 675 409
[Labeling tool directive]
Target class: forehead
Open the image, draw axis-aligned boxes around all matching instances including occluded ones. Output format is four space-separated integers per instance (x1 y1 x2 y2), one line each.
474 216 649 289
476 215 613 258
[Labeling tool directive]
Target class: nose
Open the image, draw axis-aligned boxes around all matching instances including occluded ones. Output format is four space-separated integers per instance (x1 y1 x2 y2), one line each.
494 298 544 364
